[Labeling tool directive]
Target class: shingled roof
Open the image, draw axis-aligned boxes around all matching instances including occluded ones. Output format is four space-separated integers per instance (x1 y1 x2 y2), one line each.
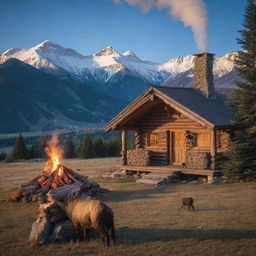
104 86 234 131
155 86 234 126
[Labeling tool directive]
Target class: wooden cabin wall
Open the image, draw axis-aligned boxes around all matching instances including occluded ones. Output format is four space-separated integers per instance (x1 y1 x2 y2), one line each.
137 103 212 165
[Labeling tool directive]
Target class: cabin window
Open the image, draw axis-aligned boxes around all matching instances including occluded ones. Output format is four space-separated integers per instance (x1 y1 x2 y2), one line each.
147 132 159 147
197 133 211 147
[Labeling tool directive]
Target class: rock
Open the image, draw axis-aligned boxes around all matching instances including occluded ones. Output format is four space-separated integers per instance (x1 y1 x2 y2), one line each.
110 171 124 178
50 220 76 242
29 216 53 244
136 179 163 186
122 170 128 176
199 177 207 183
102 174 112 178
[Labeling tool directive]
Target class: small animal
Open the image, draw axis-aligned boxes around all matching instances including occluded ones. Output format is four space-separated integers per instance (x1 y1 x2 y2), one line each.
57 197 115 246
180 197 195 210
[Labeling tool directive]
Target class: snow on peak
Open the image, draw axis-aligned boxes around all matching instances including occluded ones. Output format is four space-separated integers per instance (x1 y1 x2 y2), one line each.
0 40 237 87
32 40 83 57
161 55 194 74
32 40 61 50
94 46 121 57
123 50 137 57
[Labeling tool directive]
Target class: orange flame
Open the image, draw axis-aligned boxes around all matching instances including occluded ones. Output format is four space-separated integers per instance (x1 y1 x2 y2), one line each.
44 134 63 174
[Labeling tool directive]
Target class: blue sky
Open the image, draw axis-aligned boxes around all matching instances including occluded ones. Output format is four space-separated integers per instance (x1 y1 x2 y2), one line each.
0 0 245 62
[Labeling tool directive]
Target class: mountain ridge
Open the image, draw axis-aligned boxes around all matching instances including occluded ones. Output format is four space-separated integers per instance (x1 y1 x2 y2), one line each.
0 58 128 133
0 41 238 94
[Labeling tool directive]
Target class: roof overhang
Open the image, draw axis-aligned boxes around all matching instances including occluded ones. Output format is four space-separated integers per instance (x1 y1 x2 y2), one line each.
104 86 215 132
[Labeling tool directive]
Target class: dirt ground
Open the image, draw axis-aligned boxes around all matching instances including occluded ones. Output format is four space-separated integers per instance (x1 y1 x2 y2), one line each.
0 158 256 256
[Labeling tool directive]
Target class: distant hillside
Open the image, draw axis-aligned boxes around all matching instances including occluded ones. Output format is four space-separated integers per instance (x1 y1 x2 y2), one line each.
0 59 128 133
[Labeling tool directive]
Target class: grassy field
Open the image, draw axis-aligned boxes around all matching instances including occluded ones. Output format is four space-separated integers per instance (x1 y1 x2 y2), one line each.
0 158 256 256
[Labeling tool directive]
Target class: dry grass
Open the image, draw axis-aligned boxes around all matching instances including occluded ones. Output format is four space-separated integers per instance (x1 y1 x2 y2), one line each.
0 158 256 256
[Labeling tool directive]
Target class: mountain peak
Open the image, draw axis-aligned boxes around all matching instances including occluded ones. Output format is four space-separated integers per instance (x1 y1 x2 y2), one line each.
94 46 121 57
33 40 59 50
123 50 137 57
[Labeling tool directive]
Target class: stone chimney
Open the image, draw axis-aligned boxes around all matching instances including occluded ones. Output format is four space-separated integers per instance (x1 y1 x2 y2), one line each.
193 53 215 98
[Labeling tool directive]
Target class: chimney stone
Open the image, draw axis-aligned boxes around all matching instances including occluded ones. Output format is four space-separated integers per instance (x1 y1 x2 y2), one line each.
193 53 215 98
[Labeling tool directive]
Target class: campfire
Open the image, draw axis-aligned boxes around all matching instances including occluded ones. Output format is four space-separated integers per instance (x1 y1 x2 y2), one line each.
10 135 106 202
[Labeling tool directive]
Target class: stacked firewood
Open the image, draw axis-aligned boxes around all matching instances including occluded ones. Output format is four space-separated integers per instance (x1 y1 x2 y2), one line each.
9 162 108 202
185 152 211 170
127 149 151 166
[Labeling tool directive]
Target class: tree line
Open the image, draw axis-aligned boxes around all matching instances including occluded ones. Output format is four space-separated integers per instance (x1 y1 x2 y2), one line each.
0 133 135 161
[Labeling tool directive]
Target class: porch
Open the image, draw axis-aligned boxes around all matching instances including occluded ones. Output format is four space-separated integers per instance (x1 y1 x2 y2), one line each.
120 164 220 184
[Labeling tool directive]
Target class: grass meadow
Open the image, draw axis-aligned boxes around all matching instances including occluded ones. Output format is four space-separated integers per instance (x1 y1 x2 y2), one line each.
0 157 256 256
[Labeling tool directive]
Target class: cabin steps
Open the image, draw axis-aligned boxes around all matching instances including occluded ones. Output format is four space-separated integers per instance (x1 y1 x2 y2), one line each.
136 178 163 186
136 172 179 186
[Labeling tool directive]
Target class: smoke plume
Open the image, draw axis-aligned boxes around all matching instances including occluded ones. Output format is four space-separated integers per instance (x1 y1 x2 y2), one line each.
113 0 208 52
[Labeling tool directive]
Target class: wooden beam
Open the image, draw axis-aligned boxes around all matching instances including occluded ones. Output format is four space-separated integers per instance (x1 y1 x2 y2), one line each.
166 130 171 165
121 130 127 165
210 128 217 169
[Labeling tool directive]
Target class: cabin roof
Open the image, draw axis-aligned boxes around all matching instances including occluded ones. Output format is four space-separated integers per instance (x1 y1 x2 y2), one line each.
104 86 234 131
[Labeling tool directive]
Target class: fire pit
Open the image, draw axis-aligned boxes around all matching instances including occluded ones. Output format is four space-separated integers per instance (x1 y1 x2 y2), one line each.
10 135 107 202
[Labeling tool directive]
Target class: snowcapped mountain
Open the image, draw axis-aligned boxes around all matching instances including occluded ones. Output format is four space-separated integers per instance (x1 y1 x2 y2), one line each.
0 40 238 100
0 41 240 133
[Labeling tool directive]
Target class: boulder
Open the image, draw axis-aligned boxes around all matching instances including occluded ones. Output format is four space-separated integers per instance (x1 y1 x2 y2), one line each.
29 216 53 244
50 220 76 242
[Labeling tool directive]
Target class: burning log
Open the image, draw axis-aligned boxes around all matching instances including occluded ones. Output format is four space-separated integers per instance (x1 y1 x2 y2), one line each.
9 135 107 203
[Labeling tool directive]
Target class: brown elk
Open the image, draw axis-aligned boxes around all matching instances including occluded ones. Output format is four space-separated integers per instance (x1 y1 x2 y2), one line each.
57 197 115 246
180 197 195 210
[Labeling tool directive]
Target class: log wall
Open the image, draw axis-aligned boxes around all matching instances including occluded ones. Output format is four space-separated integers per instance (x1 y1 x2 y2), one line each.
136 103 211 165
129 103 231 167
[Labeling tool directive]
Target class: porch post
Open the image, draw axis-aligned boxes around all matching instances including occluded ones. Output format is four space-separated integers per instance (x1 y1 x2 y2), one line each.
210 128 217 170
121 130 127 165
135 129 145 149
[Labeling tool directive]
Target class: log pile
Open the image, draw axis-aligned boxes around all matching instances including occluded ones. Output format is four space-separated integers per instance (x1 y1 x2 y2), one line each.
185 152 211 170
127 149 151 166
9 161 108 202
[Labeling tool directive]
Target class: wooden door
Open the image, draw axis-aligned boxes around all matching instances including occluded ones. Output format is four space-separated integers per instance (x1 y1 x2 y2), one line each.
171 131 185 165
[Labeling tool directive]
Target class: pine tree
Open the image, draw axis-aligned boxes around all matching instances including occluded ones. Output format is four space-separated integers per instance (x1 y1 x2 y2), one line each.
64 139 76 158
106 136 121 157
93 136 107 157
12 134 28 160
29 144 43 159
223 0 256 180
0 152 7 161
80 134 94 159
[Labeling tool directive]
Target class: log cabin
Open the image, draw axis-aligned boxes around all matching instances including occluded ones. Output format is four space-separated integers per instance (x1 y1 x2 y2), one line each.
104 53 234 183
